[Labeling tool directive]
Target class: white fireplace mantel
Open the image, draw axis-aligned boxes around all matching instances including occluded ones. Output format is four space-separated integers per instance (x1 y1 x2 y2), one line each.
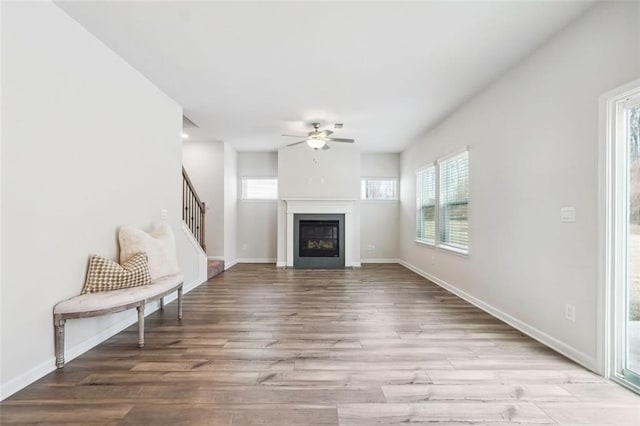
283 199 358 267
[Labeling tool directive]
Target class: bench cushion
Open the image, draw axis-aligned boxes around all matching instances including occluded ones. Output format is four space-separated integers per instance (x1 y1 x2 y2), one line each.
54 273 183 315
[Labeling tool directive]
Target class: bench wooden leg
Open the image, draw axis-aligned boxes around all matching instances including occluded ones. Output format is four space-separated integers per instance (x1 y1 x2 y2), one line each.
178 286 183 320
137 302 145 348
54 316 66 368
160 297 164 310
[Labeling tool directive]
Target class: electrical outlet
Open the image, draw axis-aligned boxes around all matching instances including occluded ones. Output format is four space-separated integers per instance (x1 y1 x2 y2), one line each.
367 244 375 251
242 243 247 251
431 256 436 265
565 304 576 322
160 208 168 220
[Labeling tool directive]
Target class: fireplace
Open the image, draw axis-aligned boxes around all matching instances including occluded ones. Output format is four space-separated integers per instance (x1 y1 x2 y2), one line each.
282 199 357 268
299 220 340 258
293 214 345 268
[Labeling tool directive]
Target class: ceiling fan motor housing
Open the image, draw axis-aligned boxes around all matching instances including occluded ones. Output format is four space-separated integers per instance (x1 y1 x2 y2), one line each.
282 122 354 148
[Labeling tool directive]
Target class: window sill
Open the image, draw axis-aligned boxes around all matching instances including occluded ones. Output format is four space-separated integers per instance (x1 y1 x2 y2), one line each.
414 239 436 247
414 240 469 257
439 244 469 257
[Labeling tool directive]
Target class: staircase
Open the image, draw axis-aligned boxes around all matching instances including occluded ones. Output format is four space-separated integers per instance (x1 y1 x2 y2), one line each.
207 259 225 279
182 166 206 251
183 166 225 280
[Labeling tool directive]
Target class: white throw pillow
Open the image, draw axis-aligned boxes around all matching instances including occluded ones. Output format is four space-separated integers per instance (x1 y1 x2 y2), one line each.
119 223 180 280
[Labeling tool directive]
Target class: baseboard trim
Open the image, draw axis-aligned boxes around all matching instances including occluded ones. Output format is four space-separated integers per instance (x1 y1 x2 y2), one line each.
207 256 225 261
0 362 46 402
236 258 276 263
224 259 237 270
276 261 286 268
0 278 205 401
361 258 400 264
398 260 599 373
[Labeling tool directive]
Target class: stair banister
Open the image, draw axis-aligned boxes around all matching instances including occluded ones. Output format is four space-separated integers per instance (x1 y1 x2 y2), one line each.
182 166 206 252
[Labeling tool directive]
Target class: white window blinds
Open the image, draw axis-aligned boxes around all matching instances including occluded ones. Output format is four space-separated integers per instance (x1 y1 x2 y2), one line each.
416 165 436 244
439 150 469 251
241 178 278 200
361 178 397 200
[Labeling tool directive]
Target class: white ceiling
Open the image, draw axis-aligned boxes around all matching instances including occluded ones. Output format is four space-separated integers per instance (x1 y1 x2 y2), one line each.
56 1 593 152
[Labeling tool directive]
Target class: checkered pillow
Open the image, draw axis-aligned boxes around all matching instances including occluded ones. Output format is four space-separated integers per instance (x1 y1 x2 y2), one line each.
81 252 151 294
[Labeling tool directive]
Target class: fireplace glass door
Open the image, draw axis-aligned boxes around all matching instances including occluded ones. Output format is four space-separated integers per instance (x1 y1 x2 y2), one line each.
299 220 340 258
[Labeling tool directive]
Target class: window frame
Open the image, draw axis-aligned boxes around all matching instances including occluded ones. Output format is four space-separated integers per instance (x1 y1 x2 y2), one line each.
415 146 470 255
600 82 640 392
415 163 437 246
360 177 399 201
438 148 470 255
239 177 278 201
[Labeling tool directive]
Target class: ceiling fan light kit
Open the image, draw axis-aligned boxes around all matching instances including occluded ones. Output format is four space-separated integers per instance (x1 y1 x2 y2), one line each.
283 122 355 150
306 137 326 149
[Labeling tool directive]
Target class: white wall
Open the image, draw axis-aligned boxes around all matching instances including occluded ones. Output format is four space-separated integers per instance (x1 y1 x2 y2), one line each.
1 1 201 399
223 143 238 268
278 144 361 199
399 1 640 371
361 153 400 261
182 140 225 258
237 152 278 262
277 144 361 265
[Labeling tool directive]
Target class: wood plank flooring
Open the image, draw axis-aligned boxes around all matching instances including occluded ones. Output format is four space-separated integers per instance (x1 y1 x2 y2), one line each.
2 264 639 425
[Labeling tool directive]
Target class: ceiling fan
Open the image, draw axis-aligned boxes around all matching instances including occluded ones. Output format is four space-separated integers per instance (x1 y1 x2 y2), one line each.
282 122 355 150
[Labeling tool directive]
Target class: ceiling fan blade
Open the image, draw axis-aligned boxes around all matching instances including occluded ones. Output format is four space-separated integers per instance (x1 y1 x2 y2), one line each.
282 134 306 138
318 129 334 137
287 140 307 147
321 144 330 150
326 137 355 143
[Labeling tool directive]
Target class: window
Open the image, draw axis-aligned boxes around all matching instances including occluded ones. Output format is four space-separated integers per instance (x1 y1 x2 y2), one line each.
439 150 469 252
415 148 469 253
416 165 436 244
240 178 278 200
361 178 397 200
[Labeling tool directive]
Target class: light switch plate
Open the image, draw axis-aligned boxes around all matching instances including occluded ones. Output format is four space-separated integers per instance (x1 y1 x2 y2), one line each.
560 207 576 223
565 304 576 322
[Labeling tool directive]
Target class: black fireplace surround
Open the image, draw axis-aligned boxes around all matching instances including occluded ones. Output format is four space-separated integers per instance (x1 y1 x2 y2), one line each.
293 214 345 269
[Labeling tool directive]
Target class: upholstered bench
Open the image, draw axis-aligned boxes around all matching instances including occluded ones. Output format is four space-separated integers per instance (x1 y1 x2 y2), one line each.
52 273 184 368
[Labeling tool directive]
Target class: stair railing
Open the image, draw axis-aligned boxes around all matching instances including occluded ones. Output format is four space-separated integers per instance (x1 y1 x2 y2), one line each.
182 166 206 252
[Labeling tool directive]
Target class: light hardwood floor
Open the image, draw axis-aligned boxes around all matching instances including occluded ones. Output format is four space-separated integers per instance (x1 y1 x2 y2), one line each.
2 264 639 425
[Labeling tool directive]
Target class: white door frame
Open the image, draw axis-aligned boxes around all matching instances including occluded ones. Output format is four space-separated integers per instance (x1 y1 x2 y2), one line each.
598 78 640 390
